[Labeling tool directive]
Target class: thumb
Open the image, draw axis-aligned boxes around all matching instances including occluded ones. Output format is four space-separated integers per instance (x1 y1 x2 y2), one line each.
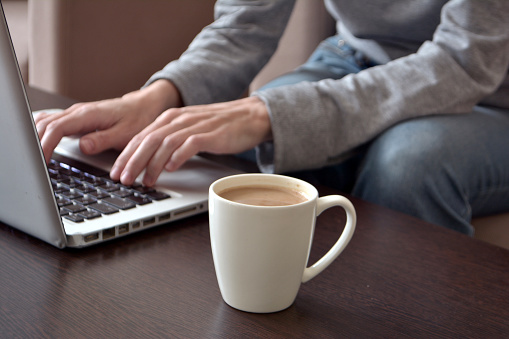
79 130 118 155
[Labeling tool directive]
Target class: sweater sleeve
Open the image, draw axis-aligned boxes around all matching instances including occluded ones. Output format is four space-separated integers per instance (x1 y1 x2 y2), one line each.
254 0 509 174
145 0 295 106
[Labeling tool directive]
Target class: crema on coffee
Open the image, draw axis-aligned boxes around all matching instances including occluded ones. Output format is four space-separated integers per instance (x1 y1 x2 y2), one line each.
218 185 308 206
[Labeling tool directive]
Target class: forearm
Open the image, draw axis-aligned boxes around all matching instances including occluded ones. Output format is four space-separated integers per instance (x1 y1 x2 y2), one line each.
145 0 295 106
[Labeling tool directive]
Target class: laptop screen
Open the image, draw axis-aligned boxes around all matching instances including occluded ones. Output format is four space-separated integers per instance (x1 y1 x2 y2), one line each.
0 2 68 247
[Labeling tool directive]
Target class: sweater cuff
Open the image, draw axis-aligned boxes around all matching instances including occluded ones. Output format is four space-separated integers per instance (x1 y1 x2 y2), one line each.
255 142 275 173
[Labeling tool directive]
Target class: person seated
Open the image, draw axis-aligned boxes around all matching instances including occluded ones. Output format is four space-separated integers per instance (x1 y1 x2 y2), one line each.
35 0 509 235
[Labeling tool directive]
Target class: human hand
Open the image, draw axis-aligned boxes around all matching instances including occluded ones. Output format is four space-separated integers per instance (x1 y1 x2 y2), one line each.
110 96 272 187
34 80 181 164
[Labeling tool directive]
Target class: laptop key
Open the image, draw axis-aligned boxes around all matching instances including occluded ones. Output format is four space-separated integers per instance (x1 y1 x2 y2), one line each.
132 186 156 194
88 190 111 199
55 196 72 207
89 202 119 214
127 194 153 205
74 194 97 205
130 186 170 200
74 183 96 194
48 170 69 183
64 214 85 223
56 166 74 177
111 187 133 198
60 189 83 200
60 178 79 188
48 159 61 170
98 181 121 192
78 209 102 220
102 196 136 210
77 175 104 186
146 191 171 200
62 203 86 214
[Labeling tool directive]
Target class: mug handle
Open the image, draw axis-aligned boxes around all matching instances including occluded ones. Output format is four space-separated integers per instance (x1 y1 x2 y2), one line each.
302 195 356 283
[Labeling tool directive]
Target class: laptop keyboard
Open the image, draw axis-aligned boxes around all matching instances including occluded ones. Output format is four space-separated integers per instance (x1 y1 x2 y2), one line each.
49 154 171 223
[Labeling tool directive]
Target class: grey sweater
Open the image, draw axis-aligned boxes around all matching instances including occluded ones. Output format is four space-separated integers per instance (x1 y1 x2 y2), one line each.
146 0 509 174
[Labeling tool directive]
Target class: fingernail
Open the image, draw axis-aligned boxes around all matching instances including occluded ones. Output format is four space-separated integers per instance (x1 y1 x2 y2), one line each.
120 171 132 185
165 161 175 172
143 174 154 187
110 165 119 180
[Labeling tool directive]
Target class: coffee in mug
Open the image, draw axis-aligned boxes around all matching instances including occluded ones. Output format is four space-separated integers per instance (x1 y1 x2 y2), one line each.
217 185 307 206
209 173 356 313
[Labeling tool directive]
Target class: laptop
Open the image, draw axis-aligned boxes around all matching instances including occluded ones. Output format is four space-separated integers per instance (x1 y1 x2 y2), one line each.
0 2 240 248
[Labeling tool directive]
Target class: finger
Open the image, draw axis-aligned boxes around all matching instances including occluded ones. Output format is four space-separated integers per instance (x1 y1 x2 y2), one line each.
33 111 49 124
110 132 147 181
111 111 175 164
142 116 226 177
112 117 199 185
78 123 133 155
34 102 87 131
142 132 188 186
110 109 188 181
139 115 224 183
33 103 83 124
113 132 168 185
35 110 71 139
164 133 206 172
39 108 112 163
35 103 91 154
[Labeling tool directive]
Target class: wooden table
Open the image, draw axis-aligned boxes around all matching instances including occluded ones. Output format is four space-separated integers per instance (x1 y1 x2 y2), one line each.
1 88 508 338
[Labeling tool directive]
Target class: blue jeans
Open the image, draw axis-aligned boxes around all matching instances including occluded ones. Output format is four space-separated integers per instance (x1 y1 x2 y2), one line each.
252 35 509 235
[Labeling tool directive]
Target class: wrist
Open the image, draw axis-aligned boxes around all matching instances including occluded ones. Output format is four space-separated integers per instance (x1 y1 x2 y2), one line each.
123 79 183 114
249 96 273 142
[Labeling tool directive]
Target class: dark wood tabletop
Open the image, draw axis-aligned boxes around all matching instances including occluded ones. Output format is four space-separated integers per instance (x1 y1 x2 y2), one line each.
1 88 508 338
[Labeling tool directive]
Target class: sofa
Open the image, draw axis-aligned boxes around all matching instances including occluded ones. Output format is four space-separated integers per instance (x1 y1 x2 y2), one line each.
4 0 508 249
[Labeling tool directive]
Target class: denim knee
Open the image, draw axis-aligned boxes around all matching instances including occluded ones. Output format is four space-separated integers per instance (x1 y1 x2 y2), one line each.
352 119 474 235
353 124 432 208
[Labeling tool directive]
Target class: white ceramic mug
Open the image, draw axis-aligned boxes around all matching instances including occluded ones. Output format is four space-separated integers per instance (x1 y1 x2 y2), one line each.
209 174 356 313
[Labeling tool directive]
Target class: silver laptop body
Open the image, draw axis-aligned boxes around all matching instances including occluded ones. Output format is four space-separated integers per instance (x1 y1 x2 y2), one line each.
0 2 239 248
